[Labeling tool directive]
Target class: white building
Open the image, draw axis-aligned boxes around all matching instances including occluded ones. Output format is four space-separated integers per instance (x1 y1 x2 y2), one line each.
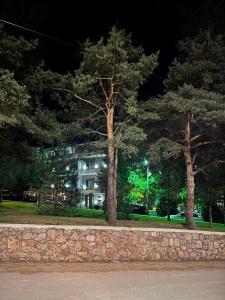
65 144 107 209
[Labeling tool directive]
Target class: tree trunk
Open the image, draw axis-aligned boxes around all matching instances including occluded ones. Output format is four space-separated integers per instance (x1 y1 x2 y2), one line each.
114 148 118 213
167 173 171 221
184 117 197 230
209 204 213 229
107 144 117 224
223 190 225 225
107 107 117 225
167 206 171 221
0 187 3 203
208 186 213 229
37 189 41 206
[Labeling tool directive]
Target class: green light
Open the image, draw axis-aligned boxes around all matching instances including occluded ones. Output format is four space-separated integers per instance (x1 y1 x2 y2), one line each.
143 159 149 166
127 165 160 206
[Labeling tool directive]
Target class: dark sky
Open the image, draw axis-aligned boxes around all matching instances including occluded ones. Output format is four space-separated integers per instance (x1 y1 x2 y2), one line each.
1 0 225 97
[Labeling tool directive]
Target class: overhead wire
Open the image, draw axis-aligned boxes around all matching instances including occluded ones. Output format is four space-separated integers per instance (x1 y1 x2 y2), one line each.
0 18 166 83
0 19 77 48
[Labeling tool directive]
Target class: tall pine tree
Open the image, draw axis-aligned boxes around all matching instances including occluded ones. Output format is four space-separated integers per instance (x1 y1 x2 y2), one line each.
57 27 158 224
148 85 225 229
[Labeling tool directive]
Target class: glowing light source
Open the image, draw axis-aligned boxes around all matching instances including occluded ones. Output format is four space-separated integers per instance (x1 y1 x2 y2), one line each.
95 163 99 169
143 159 149 166
144 159 149 210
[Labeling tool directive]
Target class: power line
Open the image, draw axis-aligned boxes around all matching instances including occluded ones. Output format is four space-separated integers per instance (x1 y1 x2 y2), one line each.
0 18 166 83
0 19 77 48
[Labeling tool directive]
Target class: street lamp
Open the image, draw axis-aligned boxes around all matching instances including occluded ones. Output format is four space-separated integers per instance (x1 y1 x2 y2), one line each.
143 159 149 210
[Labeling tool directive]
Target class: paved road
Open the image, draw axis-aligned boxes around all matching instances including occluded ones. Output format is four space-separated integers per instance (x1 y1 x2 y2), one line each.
0 268 225 300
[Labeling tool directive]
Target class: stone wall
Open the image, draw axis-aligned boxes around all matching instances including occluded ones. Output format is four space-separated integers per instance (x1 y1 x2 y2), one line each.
0 224 225 262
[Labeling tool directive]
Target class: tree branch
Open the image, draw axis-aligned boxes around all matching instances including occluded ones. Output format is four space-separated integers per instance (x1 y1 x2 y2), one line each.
96 76 113 80
113 118 133 135
113 91 129 101
194 160 225 175
107 79 114 108
85 130 107 137
191 140 225 150
89 108 106 120
114 123 123 135
99 79 109 101
191 153 197 165
54 88 106 113
190 135 202 142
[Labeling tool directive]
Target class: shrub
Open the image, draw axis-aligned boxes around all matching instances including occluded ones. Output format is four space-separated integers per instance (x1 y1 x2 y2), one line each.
38 205 104 218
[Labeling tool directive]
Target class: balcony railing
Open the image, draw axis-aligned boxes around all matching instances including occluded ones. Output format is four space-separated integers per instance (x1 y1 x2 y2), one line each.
78 188 105 194
78 168 99 175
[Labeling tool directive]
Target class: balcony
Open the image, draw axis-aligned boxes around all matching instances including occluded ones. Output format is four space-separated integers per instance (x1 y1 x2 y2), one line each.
78 167 100 176
79 188 104 194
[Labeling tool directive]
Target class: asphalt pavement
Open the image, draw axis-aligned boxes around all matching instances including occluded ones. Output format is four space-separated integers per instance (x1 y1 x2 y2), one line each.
0 266 225 300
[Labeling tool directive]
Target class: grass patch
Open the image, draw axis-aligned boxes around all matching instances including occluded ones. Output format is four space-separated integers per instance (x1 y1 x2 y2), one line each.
38 206 104 218
129 214 225 232
131 215 162 222
195 220 225 231
0 201 224 231
0 201 107 226
0 201 38 214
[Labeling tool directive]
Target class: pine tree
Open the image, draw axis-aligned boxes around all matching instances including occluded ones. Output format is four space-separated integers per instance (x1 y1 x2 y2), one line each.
0 25 60 192
148 85 225 229
146 30 225 230
57 27 158 224
165 30 225 93
0 24 60 142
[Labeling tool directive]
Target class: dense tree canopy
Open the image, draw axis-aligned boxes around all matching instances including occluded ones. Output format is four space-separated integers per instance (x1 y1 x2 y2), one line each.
165 30 225 93
147 86 225 228
0 25 61 192
58 26 159 224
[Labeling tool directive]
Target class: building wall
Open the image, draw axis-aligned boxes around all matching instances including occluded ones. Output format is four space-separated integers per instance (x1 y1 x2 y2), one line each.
47 145 107 208
77 155 106 208
1 224 224 262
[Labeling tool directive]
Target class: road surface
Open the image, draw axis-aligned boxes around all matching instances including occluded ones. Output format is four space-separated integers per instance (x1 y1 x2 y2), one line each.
0 262 225 300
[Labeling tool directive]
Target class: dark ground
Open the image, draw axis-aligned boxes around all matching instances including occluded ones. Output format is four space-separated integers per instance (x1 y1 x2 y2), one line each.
0 261 225 300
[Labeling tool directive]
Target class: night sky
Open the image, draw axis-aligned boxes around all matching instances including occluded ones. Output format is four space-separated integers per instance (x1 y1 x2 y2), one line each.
1 0 225 97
